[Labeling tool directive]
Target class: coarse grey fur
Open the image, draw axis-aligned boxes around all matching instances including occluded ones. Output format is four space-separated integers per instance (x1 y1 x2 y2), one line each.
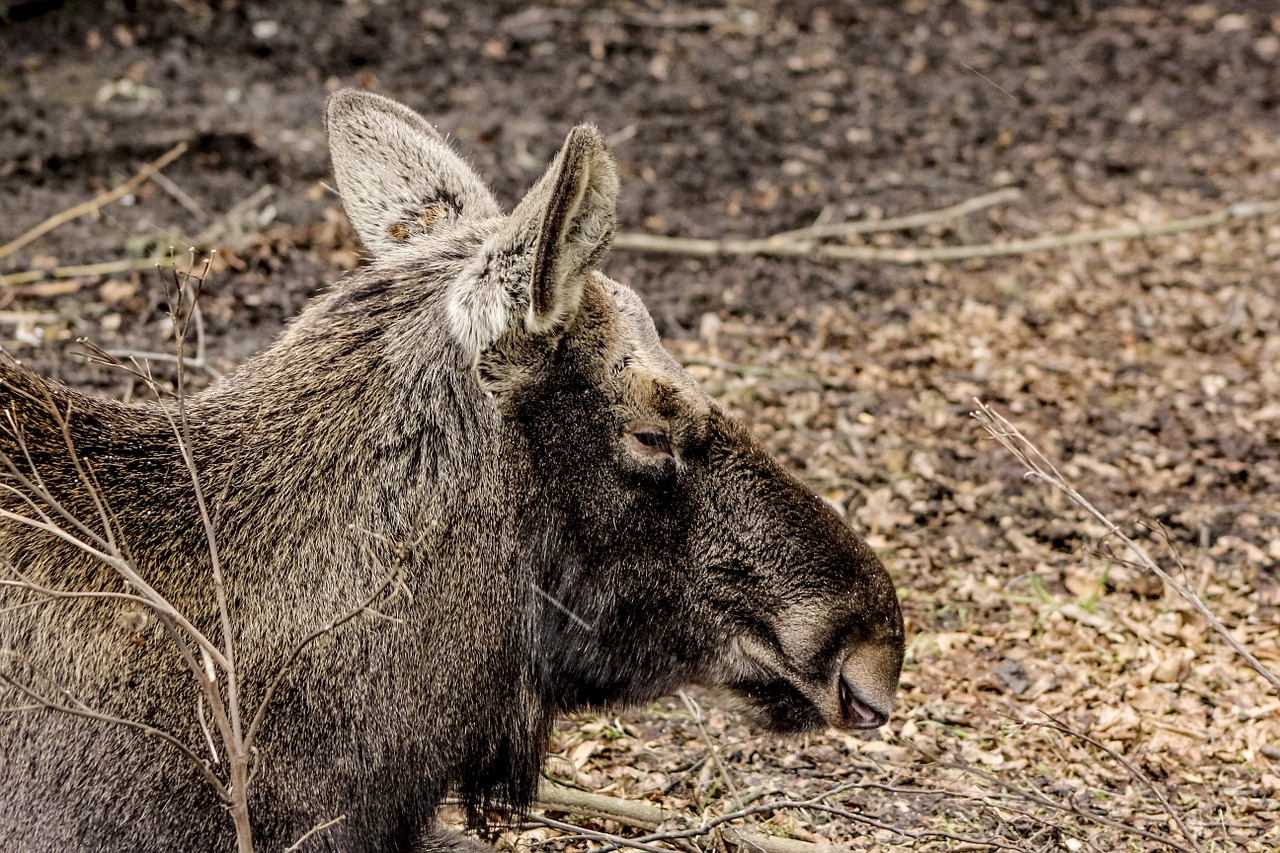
0 90 905 853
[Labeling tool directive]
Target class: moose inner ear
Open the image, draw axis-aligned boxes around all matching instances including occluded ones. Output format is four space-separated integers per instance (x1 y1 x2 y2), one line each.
325 89 501 258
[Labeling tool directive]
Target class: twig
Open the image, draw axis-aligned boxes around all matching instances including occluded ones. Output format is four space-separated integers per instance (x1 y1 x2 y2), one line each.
245 539 404 748
0 258 168 288
0 494 229 672
159 255 255 853
765 801 1027 852
0 185 275 289
0 142 188 262
971 399 1280 697
0 310 62 324
948 756 1196 853
613 198 1280 264
960 62 1020 103
0 261 262 851
0 391 236 784
503 7 739 32
191 185 275 247
102 350 223 381
679 356 856 391
522 814 674 853
1030 711 1204 853
1 391 227 716
0 654 228 798
678 690 745 810
537 781 663 830
283 815 347 852
764 186 1022 243
966 796 1105 853
0 569 189 615
150 170 208 222
535 781 1025 853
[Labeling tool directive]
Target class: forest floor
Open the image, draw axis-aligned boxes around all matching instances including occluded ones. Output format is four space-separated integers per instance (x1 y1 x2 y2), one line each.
2 1 1278 851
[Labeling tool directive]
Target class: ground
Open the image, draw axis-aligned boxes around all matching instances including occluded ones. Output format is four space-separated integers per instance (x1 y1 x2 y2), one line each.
1 1 1278 850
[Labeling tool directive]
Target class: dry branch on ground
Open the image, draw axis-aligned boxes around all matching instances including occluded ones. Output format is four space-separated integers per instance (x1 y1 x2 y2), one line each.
613 195 1280 265
972 400 1280 698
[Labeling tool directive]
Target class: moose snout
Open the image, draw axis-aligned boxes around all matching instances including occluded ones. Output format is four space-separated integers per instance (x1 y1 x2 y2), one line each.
830 642 902 730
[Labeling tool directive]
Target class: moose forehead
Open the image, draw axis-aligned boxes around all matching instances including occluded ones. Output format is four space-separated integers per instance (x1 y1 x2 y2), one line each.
359 224 712 432
595 276 711 426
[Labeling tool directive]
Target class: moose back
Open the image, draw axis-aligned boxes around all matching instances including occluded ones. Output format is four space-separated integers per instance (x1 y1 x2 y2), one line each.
0 90 904 852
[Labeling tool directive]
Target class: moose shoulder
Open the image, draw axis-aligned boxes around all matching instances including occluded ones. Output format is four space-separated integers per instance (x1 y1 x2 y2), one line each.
0 90 904 852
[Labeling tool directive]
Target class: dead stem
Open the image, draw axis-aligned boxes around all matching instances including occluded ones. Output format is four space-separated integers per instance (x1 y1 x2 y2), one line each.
0 142 188 263
614 197 1280 265
971 398 1280 697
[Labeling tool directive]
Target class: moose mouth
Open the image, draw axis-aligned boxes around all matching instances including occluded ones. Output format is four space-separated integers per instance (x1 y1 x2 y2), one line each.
720 637 898 733
838 674 888 730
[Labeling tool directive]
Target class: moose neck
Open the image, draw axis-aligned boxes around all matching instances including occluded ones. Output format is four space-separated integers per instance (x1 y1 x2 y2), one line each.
178 271 557 808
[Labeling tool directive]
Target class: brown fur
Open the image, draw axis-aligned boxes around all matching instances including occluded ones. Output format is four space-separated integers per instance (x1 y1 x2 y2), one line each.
0 91 904 853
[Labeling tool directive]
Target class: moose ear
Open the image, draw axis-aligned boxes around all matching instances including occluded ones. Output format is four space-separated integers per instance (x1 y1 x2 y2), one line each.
502 125 620 331
516 124 618 334
445 124 618 359
326 89 501 258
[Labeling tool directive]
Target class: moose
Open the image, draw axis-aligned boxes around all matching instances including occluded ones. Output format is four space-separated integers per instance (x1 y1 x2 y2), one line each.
0 90 905 852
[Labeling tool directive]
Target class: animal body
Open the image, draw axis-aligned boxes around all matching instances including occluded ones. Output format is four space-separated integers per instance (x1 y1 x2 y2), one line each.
0 90 904 852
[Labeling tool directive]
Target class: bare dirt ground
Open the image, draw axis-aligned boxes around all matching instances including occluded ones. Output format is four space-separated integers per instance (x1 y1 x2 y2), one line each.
2 1 1279 850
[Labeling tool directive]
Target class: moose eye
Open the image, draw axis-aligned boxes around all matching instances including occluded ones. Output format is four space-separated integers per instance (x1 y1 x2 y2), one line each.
627 428 672 457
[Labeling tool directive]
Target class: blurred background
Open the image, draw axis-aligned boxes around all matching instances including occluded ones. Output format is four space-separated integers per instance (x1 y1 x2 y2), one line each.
2 2 1278 850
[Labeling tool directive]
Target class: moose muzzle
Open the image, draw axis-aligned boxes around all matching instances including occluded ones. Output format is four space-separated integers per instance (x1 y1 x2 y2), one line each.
831 642 901 730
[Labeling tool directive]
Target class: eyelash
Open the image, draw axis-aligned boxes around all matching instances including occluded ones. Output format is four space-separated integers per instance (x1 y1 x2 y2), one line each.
628 428 672 457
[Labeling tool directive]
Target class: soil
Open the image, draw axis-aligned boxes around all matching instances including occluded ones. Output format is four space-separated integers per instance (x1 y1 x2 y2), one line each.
2 1 1279 850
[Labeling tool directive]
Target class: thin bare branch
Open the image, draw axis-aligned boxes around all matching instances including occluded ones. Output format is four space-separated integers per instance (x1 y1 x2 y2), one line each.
149 169 208 222
614 197 1280 264
772 800 1028 852
283 815 347 852
0 502 231 672
52 396 123 558
0 659 228 800
0 258 164 288
0 255 277 850
151 263 254 853
2 384 229 754
245 540 404 748
535 781 1029 853
3 403 109 547
0 142 188 263
536 782 663 831
0 506 230 664
196 692 219 765
678 690 745 810
104 350 223 380
1029 711 1203 853
959 760 1196 853
0 184 274 289
0 573 175 613
971 399 1280 697
521 814 673 853
764 186 1022 244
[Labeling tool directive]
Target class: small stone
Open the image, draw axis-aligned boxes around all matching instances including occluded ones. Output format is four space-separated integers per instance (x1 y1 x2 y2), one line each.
995 658 1031 695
